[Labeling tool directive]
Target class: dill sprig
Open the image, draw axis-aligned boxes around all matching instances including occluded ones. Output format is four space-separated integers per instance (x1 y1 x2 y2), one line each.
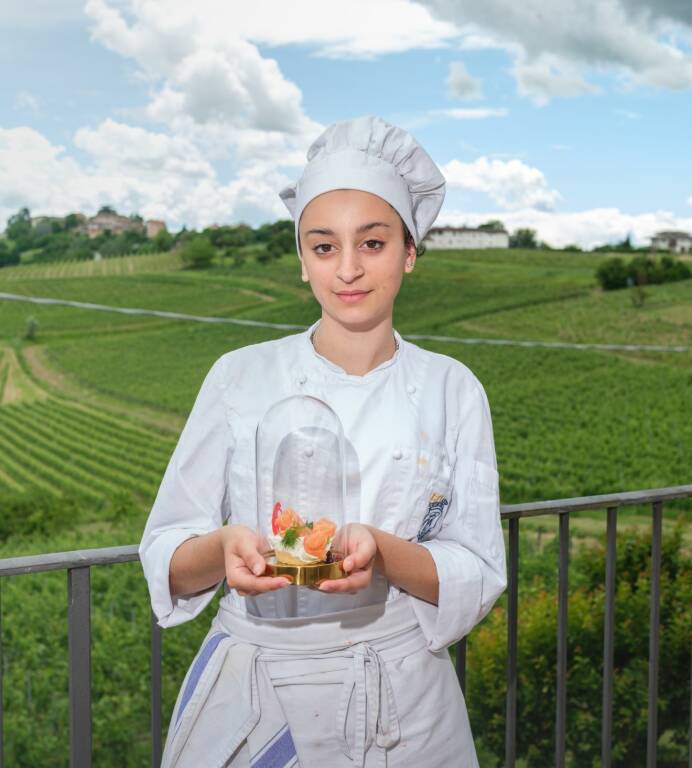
281 526 300 548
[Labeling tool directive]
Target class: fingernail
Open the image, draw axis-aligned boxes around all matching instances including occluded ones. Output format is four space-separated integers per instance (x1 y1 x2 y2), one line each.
252 562 264 576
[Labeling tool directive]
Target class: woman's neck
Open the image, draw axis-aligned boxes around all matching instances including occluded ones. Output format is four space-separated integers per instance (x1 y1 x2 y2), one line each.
312 315 397 376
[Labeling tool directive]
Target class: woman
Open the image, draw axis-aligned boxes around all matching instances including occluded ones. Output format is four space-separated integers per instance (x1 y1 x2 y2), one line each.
140 115 507 768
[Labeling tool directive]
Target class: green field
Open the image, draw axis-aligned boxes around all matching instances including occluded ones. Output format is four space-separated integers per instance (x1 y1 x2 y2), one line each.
0 248 690 767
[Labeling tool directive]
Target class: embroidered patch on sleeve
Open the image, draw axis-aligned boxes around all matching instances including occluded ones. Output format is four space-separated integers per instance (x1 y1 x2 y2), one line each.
416 492 449 542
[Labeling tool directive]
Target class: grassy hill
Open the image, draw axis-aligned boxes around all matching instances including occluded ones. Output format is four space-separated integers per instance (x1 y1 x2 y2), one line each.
0 247 689 515
0 247 690 767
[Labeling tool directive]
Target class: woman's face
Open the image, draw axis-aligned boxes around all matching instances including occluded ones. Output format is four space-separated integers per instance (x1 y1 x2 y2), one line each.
298 189 416 332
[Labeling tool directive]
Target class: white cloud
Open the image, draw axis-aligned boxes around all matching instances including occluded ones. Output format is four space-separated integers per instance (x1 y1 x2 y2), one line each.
420 0 692 102
0 124 292 231
434 107 508 120
13 90 39 112
447 61 483 99
172 0 459 59
84 0 320 139
437 207 692 249
441 157 561 211
512 54 599 105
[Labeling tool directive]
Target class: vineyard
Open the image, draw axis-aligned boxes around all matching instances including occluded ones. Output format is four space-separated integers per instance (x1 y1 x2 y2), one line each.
0 246 690 766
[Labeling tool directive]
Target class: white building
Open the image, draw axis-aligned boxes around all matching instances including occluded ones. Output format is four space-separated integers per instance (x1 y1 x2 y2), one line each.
424 226 510 250
651 231 692 254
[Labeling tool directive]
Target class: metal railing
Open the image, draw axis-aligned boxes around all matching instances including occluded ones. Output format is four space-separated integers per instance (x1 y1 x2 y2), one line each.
0 484 691 768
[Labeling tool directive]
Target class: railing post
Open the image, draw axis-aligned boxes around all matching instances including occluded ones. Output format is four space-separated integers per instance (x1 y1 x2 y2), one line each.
601 506 617 768
505 517 519 768
647 500 663 768
68 566 91 768
0 577 4 768
151 611 162 768
556 511 569 768
455 637 467 696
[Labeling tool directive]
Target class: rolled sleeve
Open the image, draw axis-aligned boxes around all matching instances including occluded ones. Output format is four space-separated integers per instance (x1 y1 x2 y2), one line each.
411 378 507 651
139 357 235 628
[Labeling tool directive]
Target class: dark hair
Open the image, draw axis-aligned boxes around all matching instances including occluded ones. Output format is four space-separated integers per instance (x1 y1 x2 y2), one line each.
403 220 427 259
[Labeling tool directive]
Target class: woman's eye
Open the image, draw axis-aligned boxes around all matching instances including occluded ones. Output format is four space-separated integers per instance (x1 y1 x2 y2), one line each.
364 239 384 250
314 243 333 254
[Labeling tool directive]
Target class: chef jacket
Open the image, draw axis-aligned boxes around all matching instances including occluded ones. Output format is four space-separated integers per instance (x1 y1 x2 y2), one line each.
139 319 507 652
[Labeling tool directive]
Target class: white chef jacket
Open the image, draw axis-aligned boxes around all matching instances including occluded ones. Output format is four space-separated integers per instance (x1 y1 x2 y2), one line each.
139 319 506 652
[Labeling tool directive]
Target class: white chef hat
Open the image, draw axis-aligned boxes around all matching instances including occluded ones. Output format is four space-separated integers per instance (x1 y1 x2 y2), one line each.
279 115 446 255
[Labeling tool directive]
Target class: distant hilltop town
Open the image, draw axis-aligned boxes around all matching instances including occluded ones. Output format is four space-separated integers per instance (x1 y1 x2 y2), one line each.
423 224 692 252
29 208 167 240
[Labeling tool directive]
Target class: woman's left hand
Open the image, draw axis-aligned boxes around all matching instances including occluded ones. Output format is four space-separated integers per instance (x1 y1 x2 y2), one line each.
318 523 376 594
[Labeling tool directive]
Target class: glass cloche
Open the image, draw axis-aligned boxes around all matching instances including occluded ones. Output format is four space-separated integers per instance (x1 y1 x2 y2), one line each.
255 394 349 586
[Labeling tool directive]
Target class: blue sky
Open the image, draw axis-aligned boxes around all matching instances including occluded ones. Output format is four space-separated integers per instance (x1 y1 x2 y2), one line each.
2 0 692 248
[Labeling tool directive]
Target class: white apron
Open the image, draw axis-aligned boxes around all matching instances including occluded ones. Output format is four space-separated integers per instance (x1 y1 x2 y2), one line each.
161 596 479 768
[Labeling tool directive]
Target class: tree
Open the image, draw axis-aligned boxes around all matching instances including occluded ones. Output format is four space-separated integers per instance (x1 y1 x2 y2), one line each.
0 239 19 268
180 237 215 269
509 228 538 249
97 205 116 215
478 220 506 232
6 207 32 242
63 213 82 230
153 228 174 252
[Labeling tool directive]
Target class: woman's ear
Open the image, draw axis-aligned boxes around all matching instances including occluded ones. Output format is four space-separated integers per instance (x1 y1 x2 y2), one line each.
299 256 309 283
404 240 417 273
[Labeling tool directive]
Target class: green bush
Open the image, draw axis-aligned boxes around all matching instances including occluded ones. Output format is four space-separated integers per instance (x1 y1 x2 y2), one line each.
595 257 629 290
596 254 690 291
179 237 215 269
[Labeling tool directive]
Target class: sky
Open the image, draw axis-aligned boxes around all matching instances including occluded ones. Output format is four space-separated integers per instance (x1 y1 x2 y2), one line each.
1 0 692 248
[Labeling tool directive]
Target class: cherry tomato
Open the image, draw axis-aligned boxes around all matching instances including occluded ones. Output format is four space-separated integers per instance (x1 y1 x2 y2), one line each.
271 502 282 535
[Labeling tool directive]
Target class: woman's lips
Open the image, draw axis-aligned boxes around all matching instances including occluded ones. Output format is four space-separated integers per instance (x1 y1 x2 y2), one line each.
335 291 370 303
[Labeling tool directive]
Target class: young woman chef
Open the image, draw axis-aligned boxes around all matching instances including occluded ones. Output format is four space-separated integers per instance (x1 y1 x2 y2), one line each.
140 115 507 768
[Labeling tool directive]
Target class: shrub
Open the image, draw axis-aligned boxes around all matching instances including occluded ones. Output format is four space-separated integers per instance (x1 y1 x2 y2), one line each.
596 257 628 290
179 237 215 269
467 525 691 767
597 254 691 291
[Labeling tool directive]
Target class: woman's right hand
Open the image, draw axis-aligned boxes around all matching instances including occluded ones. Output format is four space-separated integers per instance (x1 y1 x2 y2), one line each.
221 524 290 596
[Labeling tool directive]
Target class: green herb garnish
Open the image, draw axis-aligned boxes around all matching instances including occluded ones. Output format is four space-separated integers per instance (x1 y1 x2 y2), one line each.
281 526 300 547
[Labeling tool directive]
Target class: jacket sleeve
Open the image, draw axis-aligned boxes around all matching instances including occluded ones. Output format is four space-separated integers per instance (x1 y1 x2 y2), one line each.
138 357 234 628
411 377 507 651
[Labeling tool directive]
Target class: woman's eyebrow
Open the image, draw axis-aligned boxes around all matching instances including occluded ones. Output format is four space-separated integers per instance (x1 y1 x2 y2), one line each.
304 221 391 237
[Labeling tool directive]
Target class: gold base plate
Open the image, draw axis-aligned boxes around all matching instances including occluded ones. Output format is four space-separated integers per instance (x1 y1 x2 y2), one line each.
264 552 345 586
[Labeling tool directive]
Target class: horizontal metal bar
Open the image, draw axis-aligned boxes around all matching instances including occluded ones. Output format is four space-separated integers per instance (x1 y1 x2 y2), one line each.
501 484 692 518
0 486 690 578
0 545 139 577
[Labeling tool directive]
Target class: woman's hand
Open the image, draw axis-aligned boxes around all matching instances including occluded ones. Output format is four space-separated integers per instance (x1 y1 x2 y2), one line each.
318 523 377 594
221 524 290 597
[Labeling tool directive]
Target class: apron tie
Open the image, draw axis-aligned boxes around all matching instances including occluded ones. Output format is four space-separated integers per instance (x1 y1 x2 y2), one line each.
335 643 401 767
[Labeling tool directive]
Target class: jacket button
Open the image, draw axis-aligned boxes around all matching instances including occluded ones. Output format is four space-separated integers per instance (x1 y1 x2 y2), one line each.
298 374 307 385
304 446 314 457
406 384 416 395
392 448 403 460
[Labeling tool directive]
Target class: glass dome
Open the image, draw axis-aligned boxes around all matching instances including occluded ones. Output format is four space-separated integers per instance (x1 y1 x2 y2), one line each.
255 394 348 585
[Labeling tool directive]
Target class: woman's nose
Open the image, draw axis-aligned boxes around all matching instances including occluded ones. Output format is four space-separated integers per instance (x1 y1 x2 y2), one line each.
335 246 364 283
